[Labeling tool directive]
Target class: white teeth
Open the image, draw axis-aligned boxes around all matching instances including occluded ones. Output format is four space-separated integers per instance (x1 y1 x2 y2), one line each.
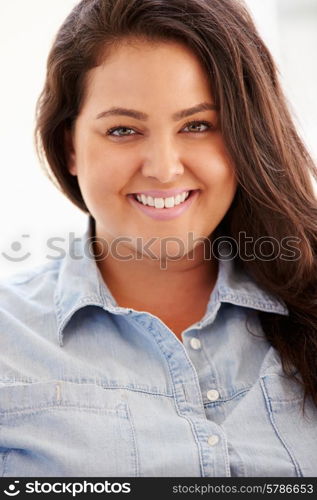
135 191 191 208
174 194 182 205
154 198 165 209
147 196 155 206
164 197 175 208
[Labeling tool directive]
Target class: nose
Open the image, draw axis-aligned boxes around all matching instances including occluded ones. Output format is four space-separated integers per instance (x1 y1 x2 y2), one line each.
141 137 184 183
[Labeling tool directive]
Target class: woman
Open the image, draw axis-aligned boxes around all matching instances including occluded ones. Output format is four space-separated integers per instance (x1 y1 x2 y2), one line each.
1 0 316 477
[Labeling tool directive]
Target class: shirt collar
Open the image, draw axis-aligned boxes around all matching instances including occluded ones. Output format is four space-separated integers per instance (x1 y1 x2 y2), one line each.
55 216 289 346
200 246 289 328
54 215 123 346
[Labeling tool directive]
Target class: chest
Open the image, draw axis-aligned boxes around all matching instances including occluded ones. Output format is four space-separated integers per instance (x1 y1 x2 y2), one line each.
1 303 315 477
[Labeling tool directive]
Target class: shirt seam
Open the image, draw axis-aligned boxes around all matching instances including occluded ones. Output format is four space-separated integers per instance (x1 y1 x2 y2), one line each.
219 292 288 314
1 450 11 477
199 334 222 391
260 376 303 477
0 379 173 398
204 387 251 406
125 399 140 477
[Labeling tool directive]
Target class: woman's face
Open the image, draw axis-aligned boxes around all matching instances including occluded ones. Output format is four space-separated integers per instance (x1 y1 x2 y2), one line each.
67 38 237 259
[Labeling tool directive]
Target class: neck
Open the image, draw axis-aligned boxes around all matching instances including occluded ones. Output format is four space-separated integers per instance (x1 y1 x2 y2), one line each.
93 232 218 318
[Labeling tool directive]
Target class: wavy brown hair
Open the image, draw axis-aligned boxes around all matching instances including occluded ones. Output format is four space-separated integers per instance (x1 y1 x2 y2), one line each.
34 0 317 414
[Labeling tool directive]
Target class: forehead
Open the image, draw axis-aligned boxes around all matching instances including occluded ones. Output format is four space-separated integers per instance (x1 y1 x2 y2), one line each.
82 38 213 110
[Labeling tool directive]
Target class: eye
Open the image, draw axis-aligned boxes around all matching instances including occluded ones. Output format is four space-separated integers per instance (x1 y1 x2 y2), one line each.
182 120 214 133
106 126 136 137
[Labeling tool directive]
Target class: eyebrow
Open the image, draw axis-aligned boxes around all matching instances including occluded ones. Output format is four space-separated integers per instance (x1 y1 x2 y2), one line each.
95 102 218 121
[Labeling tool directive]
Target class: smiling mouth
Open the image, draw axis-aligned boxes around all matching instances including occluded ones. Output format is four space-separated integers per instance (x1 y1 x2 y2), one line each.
129 189 198 209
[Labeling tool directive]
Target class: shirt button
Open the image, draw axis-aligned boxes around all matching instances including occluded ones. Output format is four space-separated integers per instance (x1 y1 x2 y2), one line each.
190 338 201 350
206 389 220 402
207 435 220 446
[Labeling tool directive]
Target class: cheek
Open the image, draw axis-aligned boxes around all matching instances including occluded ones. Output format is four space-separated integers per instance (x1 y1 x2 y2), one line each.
215 163 236 194
201 157 236 193
207 140 236 193
78 148 134 197
213 170 237 212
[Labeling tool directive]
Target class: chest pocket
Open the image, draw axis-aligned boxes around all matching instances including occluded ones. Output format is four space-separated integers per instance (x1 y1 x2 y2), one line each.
0 380 138 477
261 373 317 477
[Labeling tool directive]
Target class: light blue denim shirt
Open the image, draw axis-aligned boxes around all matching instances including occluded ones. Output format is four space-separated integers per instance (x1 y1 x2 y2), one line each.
1 216 316 477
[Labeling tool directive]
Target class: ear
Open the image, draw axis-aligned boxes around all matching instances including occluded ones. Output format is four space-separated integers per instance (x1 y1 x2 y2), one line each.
64 128 77 176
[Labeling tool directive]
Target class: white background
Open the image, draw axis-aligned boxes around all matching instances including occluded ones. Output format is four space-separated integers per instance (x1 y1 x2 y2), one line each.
0 0 316 278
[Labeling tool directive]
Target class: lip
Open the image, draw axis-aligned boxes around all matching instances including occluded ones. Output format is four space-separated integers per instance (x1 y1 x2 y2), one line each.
130 188 193 198
127 189 200 221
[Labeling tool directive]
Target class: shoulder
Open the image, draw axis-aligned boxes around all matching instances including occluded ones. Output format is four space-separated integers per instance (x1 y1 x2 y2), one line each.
0 259 65 382
0 259 62 315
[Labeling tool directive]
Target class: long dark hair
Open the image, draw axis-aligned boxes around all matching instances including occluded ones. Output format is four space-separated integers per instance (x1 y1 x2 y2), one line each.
34 0 317 414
